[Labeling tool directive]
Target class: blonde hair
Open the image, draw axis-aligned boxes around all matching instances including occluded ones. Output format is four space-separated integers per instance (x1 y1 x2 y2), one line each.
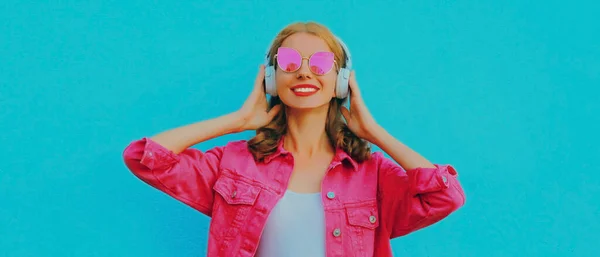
248 21 371 162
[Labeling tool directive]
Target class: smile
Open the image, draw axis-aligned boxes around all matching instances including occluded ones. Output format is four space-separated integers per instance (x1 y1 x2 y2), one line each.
290 84 319 97
293 88 317 92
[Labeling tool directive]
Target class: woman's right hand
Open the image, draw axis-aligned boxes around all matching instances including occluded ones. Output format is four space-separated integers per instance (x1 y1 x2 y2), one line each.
234 65 282 132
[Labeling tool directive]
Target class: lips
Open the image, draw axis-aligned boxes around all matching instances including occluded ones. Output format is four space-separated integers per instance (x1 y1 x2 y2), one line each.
291 84 319 97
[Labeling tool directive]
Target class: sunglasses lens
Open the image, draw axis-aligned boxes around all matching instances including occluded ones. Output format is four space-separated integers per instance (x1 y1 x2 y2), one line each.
276 47 335 75
276 47 302 72
309 52 335 75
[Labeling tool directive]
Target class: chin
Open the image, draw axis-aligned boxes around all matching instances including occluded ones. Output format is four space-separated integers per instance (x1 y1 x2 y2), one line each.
286 102 327 110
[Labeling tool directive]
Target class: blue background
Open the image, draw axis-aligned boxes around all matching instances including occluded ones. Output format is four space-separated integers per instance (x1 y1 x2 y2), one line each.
1 1 599 256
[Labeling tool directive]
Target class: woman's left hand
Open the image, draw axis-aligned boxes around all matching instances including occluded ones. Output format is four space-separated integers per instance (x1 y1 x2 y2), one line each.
340 71 381 142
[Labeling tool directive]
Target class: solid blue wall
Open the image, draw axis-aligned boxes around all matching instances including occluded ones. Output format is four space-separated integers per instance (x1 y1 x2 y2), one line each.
1 1 598 256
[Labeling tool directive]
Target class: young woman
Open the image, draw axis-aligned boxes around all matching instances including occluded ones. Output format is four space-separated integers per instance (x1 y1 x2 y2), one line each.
123 21 466 257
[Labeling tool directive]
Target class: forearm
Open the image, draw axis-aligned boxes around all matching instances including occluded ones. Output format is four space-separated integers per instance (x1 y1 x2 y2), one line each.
150 112 244 154
368 125 436 170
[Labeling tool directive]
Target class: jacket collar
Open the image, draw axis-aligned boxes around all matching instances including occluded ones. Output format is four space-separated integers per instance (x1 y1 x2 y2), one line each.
263 135 359 171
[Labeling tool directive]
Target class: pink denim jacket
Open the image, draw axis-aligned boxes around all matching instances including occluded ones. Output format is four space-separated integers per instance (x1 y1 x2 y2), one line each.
123 136 466 257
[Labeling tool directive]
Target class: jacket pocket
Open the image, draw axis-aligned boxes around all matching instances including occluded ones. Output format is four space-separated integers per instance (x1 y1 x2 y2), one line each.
344 200 379 256
345 199 380 229
213 175 261 206
212 174 262 254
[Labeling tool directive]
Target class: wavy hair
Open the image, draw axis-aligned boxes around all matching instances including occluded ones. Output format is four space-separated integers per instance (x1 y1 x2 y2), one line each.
248 22 371 162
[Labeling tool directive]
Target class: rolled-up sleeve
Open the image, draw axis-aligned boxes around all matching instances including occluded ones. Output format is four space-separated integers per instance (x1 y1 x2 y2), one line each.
122 137 223 217
375 152 466 238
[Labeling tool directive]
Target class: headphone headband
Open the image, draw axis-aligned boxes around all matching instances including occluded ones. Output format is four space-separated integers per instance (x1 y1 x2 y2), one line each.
334 36 352 70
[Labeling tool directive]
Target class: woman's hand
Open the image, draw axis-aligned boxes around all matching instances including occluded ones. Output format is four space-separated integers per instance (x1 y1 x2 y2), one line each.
234 65 282 131
340 71 381 142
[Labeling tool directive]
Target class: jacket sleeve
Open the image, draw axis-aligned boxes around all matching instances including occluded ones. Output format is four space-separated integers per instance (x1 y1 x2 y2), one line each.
122 137 223 217
375 152 466 238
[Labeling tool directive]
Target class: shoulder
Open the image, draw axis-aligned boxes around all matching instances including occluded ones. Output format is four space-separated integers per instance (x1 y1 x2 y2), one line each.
357 151 387 167
218 139 252 155
223 139 249 149
369 151 385 161
342 150 387 174
356 151 403 175
211 139 260 170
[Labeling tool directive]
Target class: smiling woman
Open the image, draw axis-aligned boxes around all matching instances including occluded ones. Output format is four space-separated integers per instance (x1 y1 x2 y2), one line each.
253 22 365 165
123 21 466 257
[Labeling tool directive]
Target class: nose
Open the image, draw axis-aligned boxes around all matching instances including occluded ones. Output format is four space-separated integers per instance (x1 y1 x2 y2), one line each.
296 58 312 79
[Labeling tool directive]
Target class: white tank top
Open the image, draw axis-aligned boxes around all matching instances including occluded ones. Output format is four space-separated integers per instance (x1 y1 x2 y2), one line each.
255 190 326 257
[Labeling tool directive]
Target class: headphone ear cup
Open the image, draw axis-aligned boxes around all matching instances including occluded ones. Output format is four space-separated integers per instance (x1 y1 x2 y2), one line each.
336 68 351 99
264 65 277 96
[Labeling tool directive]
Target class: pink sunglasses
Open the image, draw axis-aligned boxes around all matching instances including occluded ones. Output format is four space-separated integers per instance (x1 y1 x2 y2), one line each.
275 47 337 76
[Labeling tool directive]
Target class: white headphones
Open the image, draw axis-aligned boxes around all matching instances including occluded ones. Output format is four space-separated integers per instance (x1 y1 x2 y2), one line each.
263 35 353 99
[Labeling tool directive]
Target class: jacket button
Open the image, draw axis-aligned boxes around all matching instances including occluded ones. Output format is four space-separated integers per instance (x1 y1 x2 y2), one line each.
326 191 335 199
332 228 341 237
231 191 237 198
369 215 377 223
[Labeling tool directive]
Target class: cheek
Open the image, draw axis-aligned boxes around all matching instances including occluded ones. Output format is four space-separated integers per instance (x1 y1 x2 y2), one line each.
275 73 294 88
319 74 338 92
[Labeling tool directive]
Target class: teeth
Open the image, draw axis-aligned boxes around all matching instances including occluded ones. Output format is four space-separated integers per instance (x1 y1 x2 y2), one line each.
293 88 317 92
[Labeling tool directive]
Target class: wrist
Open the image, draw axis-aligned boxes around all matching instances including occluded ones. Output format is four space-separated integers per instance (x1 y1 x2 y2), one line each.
223 111 247 134
365 124 387 145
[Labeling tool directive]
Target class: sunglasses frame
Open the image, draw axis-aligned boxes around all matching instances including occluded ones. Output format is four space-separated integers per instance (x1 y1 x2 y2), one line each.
274 47 339 76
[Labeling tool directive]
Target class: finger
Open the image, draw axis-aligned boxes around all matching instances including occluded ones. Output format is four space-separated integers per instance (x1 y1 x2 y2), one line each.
246 65 266 101
348 70 361 97
254 64 266 91
267 104 282 119
340 106 350 122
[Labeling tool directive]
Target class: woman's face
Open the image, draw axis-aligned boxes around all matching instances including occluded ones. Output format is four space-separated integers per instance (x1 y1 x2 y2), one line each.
275 32 337 110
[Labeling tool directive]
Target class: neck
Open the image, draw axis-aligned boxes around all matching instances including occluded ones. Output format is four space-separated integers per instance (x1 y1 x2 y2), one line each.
283 105 334 158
